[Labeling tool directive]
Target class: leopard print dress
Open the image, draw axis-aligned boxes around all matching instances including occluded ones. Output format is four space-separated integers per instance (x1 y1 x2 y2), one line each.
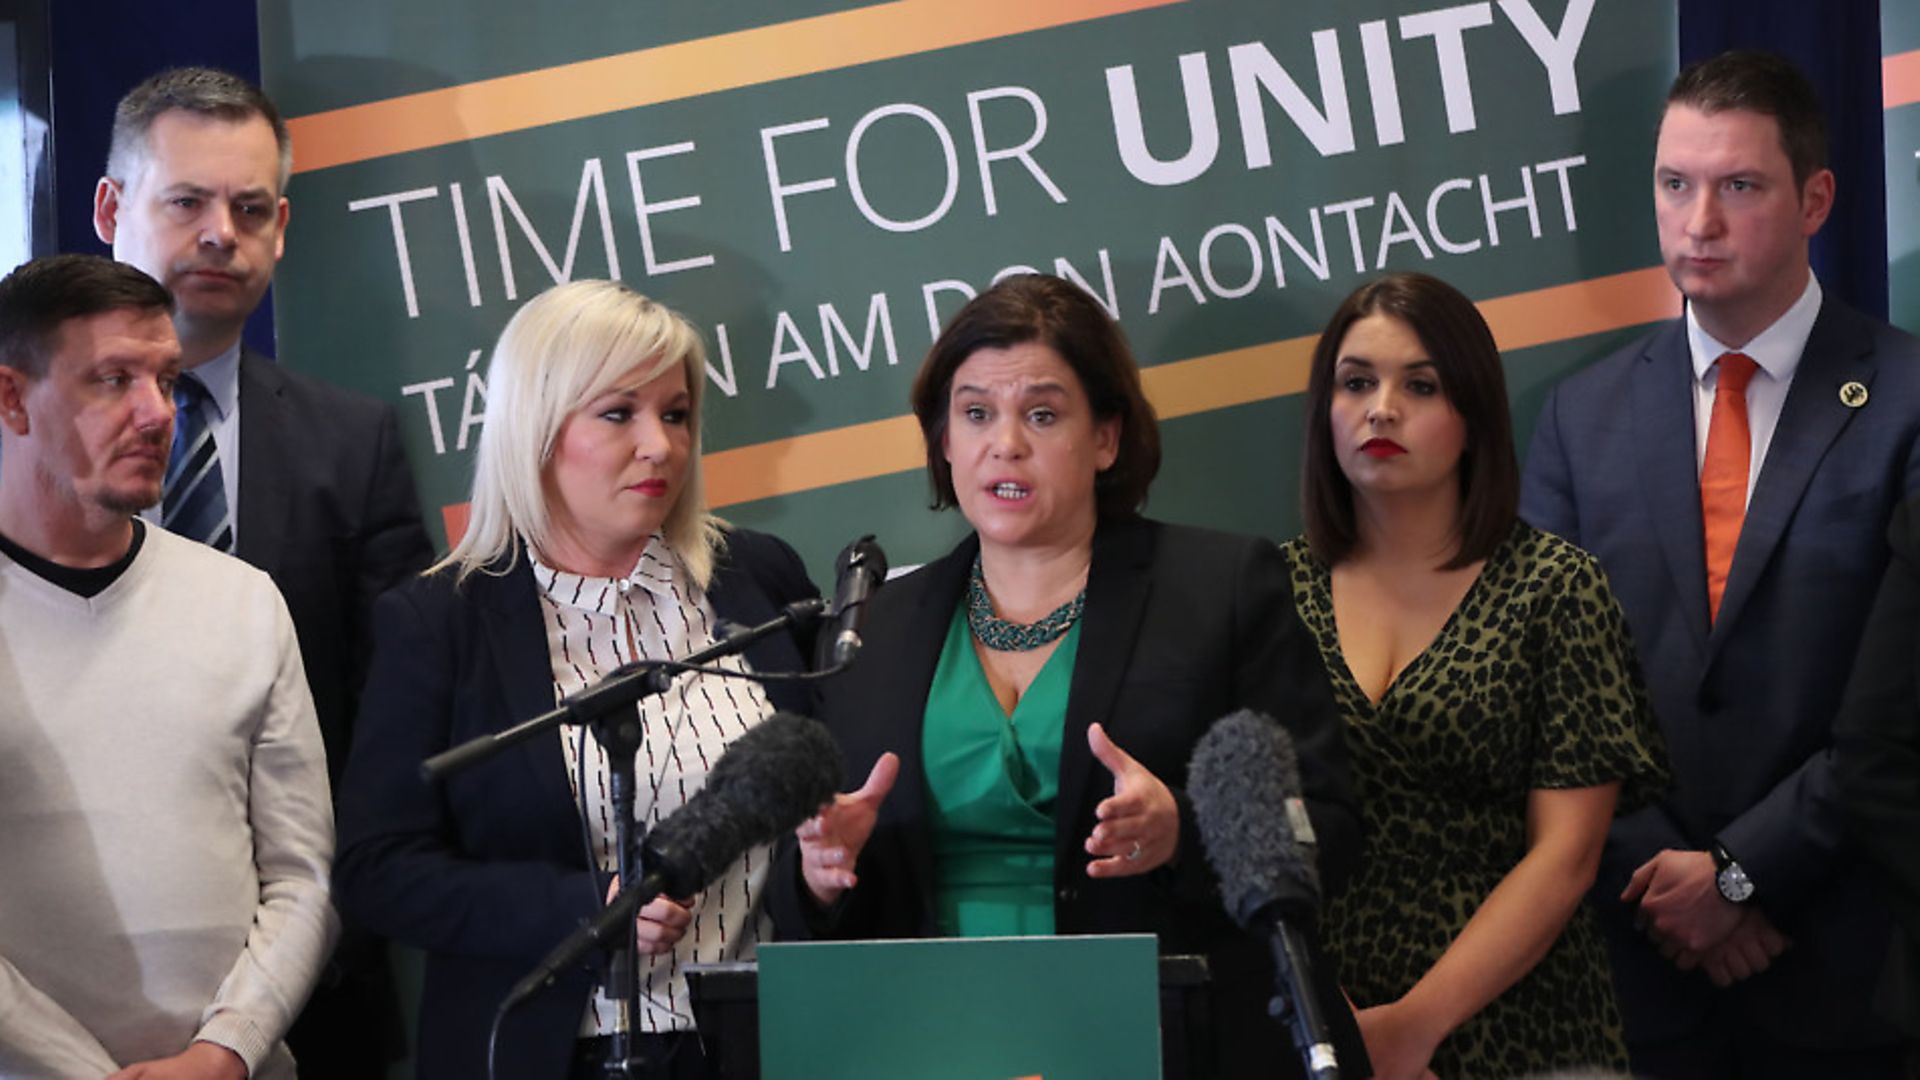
1282 522 1668 1080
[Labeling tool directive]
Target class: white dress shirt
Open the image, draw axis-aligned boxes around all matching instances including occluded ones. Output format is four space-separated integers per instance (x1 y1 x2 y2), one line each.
1686 274 1823 505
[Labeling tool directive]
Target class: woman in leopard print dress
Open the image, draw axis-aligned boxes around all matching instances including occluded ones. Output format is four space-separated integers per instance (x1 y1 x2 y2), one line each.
1283 272 1667 1080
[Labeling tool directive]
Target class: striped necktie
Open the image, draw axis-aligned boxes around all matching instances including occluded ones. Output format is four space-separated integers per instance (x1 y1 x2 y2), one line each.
163 372 234 553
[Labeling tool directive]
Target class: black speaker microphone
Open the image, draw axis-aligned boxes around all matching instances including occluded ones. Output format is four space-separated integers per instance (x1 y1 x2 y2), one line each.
502 712 844 1011
827 535 888 666
1188 709 1340 1080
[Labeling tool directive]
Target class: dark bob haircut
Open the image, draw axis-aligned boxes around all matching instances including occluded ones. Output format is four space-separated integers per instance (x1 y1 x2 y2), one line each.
1301 271 1518 569
1665 50 1828 191
0 254 174 379
910 274 1160 520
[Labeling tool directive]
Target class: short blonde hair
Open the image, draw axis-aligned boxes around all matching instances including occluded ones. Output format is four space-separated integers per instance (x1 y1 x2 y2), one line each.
439 279 723 587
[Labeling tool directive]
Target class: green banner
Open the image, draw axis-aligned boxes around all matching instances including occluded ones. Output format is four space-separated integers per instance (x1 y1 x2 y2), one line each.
1889 3 1920 335
259 0 1678 582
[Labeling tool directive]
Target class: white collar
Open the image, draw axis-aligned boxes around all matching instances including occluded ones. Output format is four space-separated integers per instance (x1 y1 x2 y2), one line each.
183 341 244 419
530 533 682 617
1686 274 1822 385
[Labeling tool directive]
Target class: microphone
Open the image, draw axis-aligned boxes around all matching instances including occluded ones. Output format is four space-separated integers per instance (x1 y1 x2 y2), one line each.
827 535 888 666
1188 709 1340 1080
502 712 844 1010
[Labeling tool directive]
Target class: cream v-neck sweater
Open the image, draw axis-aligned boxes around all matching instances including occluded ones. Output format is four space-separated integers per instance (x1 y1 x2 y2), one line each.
0 526 336 1078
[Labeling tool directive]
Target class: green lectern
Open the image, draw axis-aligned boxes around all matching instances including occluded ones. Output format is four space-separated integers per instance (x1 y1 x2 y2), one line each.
757 934 1162 1080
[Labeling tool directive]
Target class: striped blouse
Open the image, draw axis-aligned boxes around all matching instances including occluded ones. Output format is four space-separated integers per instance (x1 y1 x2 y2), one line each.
531 536 776 1037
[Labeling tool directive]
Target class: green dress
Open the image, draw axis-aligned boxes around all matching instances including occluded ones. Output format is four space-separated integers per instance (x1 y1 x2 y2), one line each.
1282 522 1668 1080
922 607 1080 937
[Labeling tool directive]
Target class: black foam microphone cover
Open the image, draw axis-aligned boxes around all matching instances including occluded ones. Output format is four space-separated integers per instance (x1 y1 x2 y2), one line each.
1190 709 1345 1079
1187 708 1322 928
503 712 844 1013
640 710 845 897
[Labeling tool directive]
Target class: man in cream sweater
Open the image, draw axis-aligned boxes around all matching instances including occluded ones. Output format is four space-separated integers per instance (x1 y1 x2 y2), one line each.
0 254 335 1079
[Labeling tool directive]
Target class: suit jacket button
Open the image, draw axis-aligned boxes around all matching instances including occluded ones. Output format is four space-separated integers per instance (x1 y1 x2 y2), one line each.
1057 887 1079 903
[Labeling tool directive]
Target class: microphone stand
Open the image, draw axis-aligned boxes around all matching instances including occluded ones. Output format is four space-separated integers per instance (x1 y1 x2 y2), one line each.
425 596 824 1079
599 694 645 1077
1264 922 1340 1080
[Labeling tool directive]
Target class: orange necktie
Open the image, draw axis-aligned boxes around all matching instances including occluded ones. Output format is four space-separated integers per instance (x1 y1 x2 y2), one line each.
1702 352 1759 623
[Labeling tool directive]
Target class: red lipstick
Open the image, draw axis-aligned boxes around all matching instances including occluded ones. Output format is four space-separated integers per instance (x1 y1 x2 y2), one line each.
1361 438 1407 458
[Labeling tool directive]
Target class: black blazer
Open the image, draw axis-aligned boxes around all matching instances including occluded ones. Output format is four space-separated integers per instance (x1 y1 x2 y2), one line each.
235 347 435 783
1837 494 1920 1035
234 350 433 1069
1523 298 1920 1047
334 528 818 1080
770 517 1364 1080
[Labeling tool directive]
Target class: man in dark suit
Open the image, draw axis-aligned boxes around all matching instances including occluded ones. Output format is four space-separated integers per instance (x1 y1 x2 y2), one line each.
1521 51 1920 1078
1837 494 1920 1048
92 67 434 1076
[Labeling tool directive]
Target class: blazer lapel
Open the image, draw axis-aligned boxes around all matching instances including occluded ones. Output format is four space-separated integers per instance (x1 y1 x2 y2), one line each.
1056 518 1155 867
474 556 577 815
703 532 770 619
891 542 973 821
870 537 973 915
234 349 291 577
1632 324 1712 651
1711 302 1874 645
707 545 811 715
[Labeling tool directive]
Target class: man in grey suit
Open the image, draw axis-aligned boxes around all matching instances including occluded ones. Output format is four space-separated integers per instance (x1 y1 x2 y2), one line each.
1522 51 1920 1078
93 67 433 1076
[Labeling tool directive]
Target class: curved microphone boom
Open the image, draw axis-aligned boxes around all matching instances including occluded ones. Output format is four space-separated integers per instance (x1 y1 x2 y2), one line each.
1189 709 1339 1080
503 712 844 1010
828 536 888 666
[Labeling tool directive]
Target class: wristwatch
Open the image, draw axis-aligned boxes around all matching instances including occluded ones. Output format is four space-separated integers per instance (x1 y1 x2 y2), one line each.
1711 842 1754 904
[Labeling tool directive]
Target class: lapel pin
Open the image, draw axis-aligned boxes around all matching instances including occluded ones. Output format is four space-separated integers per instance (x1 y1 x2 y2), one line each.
1839 381 1869 409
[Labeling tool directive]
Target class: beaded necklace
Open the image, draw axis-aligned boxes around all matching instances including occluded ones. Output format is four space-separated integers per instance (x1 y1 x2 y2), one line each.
965 553 1086 652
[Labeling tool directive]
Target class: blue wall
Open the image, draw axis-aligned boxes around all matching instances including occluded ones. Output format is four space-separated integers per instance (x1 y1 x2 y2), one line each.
1681 0 1890 317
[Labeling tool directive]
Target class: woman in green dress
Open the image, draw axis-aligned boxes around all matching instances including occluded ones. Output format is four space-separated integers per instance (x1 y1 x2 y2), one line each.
1281 271 1668 1080
769 273 1366 1078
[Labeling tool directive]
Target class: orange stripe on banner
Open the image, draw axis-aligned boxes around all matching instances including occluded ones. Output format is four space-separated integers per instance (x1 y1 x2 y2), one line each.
1482 265 1681 352
437 266 1678 538
441 502 470 549
288 0 1186 173
1888 50 1920 110
1120 266 1682 426
704 414 926 510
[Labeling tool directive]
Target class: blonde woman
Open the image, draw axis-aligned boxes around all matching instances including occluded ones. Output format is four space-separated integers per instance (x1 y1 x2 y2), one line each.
335 280 818 1080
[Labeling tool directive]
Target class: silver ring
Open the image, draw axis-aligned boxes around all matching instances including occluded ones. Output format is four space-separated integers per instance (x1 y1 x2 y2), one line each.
1126 841 1142 861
